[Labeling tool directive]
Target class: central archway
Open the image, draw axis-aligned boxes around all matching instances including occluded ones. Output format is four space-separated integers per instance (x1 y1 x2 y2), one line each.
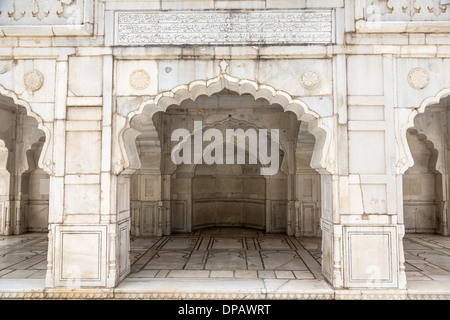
118 66 336 284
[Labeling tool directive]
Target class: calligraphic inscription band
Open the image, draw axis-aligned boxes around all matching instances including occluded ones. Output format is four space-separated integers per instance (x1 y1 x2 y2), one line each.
115 10 334 45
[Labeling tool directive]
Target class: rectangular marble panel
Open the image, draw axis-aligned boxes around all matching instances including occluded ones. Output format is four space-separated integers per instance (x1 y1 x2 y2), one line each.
271 201 287 233
347 55 384 96
349 131 386 174
321 220 333 282
172 200 187 232
141 202 158 237
300 202 318 237
64 184 100 214
68 56 103 97
344 226 398 288
54 225 107 287
65 131 101 174
0 202 4 234
115 10 334 45
119 220 130 279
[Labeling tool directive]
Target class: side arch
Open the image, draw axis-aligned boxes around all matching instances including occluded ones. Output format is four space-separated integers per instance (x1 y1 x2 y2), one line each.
0 85 53 175
398 88 450 174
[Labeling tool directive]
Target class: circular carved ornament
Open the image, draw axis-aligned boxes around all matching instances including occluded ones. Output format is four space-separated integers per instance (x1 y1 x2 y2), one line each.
129 69 150 90
300 69 321 90
408 68 429 90
23 69 44 91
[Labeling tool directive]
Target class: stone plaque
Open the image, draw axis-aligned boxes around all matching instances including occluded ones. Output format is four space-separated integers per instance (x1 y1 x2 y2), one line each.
115 10 334 46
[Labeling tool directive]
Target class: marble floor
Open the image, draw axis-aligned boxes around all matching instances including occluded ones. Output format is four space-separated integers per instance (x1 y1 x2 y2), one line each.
0 227 449 283
1 228 450 299
128 227 322 280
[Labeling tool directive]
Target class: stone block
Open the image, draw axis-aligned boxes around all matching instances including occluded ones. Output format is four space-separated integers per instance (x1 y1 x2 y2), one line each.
64 184 100 214
257 59 332 96
68 56 103 97
306 0 343 7
116 60 158 96
65 131 101 174
347 55 384 96
266 0 305 8
162 0 214 9
396 58 444 108
348 130 386 174
214 0 265 9
158 60 215 92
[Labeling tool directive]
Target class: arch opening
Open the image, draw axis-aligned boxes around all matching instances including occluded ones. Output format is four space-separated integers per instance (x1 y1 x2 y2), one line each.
0 94 49 235
402 93 450 236
129 89 322 237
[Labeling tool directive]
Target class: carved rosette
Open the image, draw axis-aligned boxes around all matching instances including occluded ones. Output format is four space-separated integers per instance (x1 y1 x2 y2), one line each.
300 69 321 90
408 68 429 90
23 69 44 91
129 69 150 90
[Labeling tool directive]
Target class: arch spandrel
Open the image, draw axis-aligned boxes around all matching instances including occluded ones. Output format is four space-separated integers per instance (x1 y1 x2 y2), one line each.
118 71 336 176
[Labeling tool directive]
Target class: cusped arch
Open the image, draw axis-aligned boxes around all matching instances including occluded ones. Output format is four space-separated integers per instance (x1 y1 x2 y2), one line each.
0 85 52 175
406 128 442 175
398 88 450 174
118 73 335 175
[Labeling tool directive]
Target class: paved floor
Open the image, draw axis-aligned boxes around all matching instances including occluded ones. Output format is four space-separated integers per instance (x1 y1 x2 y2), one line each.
128 227 322 280
1 227 449 281
1 228 450 299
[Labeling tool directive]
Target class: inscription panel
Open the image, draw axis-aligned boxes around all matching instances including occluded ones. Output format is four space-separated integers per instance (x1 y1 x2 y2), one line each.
115 10 334 46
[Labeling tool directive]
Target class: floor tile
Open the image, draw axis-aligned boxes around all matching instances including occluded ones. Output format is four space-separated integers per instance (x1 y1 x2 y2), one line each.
205 250 246 270
234 270 258 278
167 270 210 278
258 270 276 279
275 270 295 279
293 270 315 279
210 270 234 278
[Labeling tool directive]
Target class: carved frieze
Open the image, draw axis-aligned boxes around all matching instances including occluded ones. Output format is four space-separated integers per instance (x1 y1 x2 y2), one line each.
115 10 334 46
0 0 84 25
366 0 450 21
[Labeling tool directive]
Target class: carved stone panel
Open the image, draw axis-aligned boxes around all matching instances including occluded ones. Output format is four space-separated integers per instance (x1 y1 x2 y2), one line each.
141 202 158 237
172 200 187 233
0 202 4 235
366 0 450 21
115 10 334 46
0 0 85 25
271 200 287 233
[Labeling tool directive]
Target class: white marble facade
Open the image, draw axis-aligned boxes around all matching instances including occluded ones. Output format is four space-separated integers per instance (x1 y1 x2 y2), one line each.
0 0 450 294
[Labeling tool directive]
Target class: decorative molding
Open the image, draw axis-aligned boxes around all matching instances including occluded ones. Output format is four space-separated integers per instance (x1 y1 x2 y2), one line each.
23 69 44 91
115 10 334 46
407 68 429 90
129 69 150 91
301 70 321 90
2 290 450 300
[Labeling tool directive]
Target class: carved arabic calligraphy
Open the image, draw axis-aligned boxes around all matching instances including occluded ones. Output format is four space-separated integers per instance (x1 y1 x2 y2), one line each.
115 10 334 45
